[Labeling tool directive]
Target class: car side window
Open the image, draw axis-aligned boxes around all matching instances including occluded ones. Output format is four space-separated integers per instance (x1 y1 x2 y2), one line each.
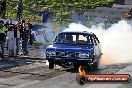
88 35 93 44
91 36 96 45
90 36 95 45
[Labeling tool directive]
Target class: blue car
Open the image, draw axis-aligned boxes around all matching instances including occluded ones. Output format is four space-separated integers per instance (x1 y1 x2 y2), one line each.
46 31 102 70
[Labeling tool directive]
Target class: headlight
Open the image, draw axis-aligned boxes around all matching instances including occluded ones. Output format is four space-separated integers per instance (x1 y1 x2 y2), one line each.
46 51 56 56
79 53 90 58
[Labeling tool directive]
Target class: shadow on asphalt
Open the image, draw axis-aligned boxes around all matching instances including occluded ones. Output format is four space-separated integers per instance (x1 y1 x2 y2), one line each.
0 44 48 71
0 57 37 71
65 67 106 74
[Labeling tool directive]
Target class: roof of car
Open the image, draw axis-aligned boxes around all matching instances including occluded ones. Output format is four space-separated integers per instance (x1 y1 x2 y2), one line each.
60 31 94 35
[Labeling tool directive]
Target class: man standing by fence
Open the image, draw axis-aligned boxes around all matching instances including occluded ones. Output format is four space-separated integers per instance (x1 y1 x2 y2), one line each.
20 20 30 56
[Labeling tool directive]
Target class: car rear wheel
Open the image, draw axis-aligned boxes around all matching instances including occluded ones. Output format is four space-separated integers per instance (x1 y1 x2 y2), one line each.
88 60 99 71
49 60 54 69
93 60 99 70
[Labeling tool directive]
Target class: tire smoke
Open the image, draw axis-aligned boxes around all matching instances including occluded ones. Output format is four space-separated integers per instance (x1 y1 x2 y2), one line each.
64 20 132 65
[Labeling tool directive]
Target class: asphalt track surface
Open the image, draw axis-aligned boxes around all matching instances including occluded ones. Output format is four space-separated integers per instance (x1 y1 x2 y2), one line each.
0 44 131 88
0 59 131 88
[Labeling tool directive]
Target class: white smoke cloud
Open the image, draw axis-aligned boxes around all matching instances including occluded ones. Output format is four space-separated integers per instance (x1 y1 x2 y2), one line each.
64 20 132 65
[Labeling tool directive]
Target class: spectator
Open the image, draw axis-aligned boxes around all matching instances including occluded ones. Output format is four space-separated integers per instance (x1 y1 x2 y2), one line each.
0 20 7 58
17 20 23 55
105 16 112 29
25 19 33 45
128 8 132 18
20 20 30 56
14 21 21 55
71 11 79 23
7 19 16 56
48 9 54 23
79 14 87 25
105 16 109 21
16 0 23 21
42 7 49 23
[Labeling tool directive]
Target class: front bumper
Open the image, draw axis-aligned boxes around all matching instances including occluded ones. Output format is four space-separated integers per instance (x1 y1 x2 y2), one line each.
46 56 94 64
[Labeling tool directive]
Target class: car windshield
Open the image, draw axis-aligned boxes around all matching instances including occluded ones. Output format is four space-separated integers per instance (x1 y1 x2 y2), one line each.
53 33 94 45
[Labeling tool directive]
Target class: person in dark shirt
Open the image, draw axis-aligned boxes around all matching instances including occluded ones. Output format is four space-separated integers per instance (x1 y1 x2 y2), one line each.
20 20 30 56
42 7 49 23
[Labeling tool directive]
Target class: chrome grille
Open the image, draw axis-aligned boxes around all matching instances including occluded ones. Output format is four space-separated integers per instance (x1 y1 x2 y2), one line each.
56 52 79 58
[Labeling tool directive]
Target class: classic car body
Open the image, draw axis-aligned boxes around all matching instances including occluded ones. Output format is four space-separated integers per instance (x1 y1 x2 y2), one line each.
46 31 102 70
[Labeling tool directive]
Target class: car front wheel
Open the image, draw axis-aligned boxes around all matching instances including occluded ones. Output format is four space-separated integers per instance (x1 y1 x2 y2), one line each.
49 60 54 69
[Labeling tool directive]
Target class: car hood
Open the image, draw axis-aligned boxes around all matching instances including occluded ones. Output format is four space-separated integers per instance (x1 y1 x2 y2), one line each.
46 44 94 52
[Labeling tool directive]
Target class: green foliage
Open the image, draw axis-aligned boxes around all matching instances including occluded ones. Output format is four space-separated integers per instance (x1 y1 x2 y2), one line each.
6 0 115 22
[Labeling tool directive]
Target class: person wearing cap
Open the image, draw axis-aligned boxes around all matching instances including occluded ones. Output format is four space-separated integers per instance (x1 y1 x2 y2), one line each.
0 20 7 58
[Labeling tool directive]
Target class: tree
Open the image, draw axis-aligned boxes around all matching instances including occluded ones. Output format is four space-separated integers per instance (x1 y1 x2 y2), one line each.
0 0 6 19
7 0 115 21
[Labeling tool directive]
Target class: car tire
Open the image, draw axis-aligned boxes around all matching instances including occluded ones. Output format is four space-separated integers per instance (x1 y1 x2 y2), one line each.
76 75 86 86
88 60 99 71
73 64 80 71
49 60 54 69
94 60 99 70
